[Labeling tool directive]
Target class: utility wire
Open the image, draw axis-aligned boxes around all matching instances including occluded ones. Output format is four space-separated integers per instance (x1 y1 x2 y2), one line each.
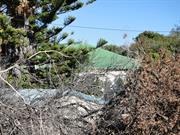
6 18 170 33
52 24 170 33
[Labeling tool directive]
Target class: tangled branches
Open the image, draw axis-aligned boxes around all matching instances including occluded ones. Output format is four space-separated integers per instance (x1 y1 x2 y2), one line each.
0 88 101 135
0 50 179 135
94 52 180 135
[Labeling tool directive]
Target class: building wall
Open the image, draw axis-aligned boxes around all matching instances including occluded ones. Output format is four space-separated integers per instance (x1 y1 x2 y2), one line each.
76 70 126 101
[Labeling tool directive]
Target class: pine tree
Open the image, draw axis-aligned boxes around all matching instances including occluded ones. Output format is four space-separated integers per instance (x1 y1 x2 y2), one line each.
0 0 96 65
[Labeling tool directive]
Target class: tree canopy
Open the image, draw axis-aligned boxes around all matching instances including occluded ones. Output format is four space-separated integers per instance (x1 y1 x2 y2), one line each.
0 0 96 88
130 29 180 58
0 0 95 65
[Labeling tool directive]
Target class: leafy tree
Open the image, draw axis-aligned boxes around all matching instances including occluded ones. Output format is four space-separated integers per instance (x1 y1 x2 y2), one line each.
67 38 75 45
130 30 180 58
96 38 108 48
169 25 180 53
102 45 128 56
170 25 180 38
135 31 165 41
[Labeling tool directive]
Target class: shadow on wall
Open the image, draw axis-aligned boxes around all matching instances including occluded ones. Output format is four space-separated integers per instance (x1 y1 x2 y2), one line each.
74 70 126 102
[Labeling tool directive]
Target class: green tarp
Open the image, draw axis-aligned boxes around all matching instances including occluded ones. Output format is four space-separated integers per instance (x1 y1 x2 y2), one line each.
88 48 138 70
67 44 138 70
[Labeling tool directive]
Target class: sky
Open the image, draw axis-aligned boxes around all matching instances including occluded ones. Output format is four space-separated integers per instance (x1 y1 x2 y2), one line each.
51 0 180 46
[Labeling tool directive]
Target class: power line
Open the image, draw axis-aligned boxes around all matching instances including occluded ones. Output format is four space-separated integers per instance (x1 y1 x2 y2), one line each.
69 25 144 32
52 24 170 33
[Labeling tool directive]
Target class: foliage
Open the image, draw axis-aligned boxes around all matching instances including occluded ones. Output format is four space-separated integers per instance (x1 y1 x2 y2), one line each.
0 25 28 47
95 51 180 135
102 44 128 56
7 43 92 88
135 31 165 41
0 0 95 63
170 25 180 38
0 0 96 88
0 14 29 63
96 38 108 48
67 38 75 45
130 30 180 58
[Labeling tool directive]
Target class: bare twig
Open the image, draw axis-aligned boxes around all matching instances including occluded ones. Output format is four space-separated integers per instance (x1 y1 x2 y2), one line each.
0 75 26 103
28 50 70 60
0 64 17 74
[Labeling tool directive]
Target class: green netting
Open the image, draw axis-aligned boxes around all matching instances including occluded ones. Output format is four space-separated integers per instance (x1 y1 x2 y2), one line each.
88 48 138 70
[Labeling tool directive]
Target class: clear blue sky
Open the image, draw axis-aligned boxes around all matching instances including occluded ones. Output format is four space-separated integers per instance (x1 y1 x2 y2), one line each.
52 0 180 46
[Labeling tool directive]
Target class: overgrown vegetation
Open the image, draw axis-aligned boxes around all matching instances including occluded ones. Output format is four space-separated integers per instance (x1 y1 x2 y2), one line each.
130 27 180 58
94 50 180 135
0 0 96 88
0 1 180 135
102 45 129 56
